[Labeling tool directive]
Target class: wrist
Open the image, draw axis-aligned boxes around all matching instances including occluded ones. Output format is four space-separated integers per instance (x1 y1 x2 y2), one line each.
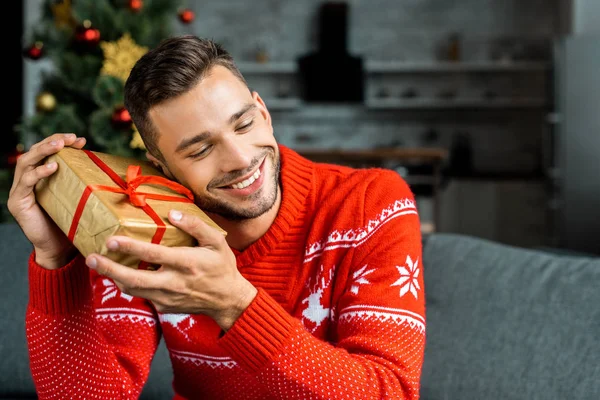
34 246 78 270
215 280 258 331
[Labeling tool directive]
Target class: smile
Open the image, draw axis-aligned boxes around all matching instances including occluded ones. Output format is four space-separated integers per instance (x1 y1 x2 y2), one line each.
229 168 261 189
217 157 267 195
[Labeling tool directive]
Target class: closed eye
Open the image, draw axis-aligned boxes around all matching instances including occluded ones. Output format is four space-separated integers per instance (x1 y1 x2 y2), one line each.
189 145 212 159
237 120 254 131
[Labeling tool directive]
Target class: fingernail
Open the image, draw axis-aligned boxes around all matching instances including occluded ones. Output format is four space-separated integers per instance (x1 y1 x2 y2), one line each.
66 134 75 139
107 240 119 250
46 162 57 169
50 141 57 146
86 257 97 269
170 210 182 221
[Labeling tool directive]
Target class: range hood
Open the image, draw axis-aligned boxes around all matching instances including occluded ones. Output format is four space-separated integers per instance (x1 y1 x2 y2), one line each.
297 2 364 102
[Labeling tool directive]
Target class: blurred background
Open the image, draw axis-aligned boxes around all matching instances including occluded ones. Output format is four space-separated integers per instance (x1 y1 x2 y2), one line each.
1 0 598 255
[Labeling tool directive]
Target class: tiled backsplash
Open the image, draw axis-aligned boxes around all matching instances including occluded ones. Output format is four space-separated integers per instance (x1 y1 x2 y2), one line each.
177 0 556 63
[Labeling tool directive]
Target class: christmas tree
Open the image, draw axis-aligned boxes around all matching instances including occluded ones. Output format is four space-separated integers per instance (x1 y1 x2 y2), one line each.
17 0 196 158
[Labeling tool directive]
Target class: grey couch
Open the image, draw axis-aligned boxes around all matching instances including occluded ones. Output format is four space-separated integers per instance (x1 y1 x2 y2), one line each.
1 222 599 399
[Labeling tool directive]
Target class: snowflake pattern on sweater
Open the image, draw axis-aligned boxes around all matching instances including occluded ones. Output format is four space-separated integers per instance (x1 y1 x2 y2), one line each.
25 145 425 399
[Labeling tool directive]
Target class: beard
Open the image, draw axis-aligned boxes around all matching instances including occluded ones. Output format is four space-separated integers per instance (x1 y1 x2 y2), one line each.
196 148 281 221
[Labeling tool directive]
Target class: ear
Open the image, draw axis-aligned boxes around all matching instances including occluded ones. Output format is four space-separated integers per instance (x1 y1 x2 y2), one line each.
252 91 272 128
146 152 174 179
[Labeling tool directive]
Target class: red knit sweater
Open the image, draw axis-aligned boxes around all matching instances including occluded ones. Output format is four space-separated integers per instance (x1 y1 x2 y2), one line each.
26 145 425 399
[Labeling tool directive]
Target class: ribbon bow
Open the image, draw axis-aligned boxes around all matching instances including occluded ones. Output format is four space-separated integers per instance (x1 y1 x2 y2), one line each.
121 165 194 207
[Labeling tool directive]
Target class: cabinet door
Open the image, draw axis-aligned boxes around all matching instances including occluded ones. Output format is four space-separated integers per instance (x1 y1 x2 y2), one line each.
496 181 547 248
439 180 498 242
439 180 547 248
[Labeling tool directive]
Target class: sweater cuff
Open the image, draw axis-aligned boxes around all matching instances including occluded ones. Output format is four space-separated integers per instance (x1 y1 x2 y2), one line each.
28 251 92 315
218 288 296 372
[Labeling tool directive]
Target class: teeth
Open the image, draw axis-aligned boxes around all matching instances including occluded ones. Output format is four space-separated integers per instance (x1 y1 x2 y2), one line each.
231 168 261 189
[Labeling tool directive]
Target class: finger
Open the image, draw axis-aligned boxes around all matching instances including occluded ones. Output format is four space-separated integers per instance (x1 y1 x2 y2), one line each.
48 132 80 146
50 132 84 150
106 236 180 267
71 136 87 149
86 253 165 293
14 133 78 174
11 162 59 199
29 133 77 155
14 138 64 181
169 210 225 249
13 134 85 192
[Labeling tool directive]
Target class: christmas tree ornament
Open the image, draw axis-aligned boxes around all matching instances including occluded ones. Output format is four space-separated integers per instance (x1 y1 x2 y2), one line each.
36 92 57 112
75 20 101 46
19 0 181 160
51 0 75 29
7 144 25 168
111 106 133 130
129 0 143 13
178 8 195 24
100 33 148 82
23 41 44 60
130 125 146 150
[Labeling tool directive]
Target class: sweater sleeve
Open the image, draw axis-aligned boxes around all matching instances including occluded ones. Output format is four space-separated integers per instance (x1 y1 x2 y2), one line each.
26 251 161 399
219 170 425 399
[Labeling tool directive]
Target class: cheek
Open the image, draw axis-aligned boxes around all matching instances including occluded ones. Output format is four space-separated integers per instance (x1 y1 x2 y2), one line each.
171 162 213 194
252 115 273 139
187 168 213 193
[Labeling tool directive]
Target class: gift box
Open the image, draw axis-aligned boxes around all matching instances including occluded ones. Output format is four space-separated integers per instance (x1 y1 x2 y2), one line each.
35 147 226 270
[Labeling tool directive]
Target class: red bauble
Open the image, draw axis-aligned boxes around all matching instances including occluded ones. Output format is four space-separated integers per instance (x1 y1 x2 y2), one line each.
129 0 143 12
111 106 133 130
7 144 25 168
23 42 44 60
178 8 195 24
75 21 101 46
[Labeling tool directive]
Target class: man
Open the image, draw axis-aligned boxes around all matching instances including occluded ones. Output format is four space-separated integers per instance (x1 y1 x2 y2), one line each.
9 35 425 399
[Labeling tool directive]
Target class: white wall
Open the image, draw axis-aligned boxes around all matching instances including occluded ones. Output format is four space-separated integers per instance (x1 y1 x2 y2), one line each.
573 0 600 34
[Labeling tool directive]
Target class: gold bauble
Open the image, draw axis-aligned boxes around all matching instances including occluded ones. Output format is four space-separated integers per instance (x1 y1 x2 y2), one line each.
36 92 57 112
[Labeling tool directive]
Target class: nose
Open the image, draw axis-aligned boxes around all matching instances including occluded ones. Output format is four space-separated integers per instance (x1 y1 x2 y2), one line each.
219 136 252 173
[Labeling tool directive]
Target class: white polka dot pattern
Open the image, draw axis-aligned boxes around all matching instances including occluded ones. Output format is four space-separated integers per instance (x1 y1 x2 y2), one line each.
26 268 160 400
253 314 425 400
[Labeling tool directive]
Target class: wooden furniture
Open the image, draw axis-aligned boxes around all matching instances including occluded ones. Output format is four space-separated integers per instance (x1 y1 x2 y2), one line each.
296 147 448 232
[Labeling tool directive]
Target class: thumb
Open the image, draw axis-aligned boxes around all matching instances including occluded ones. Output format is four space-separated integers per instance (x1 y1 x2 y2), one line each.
169 210 224 248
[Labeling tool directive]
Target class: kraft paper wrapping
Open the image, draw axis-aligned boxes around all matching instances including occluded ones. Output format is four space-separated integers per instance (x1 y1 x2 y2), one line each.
34 147 226 269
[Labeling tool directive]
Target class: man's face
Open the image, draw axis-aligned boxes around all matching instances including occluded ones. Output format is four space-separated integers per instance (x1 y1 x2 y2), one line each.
149 65 280 221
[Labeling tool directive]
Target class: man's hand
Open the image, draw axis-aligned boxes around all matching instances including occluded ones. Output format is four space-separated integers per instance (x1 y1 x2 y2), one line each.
85 210 257 331
8 133 86 269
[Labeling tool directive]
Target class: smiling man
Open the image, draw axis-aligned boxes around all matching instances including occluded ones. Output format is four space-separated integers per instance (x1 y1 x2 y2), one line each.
17 35 426 399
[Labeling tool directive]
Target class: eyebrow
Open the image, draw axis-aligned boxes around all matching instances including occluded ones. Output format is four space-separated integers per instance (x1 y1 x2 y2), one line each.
175 131 211 154
229 103 257 125
175 103 257 154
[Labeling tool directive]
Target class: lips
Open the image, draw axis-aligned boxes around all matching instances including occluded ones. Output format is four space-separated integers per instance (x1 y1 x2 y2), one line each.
230 168 261 189
218 157 266 189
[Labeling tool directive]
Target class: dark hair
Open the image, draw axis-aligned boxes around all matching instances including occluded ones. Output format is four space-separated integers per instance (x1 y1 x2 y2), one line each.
124 35 247 160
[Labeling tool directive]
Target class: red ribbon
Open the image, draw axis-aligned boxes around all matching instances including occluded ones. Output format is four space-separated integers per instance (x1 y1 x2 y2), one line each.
68 150 194 270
